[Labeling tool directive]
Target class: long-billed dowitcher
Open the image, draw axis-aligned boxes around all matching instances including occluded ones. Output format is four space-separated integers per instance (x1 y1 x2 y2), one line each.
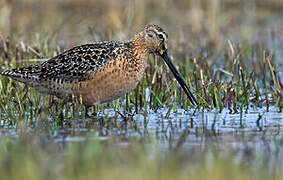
0 24 197 108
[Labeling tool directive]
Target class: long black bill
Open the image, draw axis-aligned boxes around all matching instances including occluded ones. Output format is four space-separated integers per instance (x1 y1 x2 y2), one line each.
161 50 197 106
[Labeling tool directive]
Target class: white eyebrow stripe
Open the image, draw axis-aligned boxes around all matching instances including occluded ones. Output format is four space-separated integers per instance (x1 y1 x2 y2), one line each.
160 33 166 40
153 29 167 40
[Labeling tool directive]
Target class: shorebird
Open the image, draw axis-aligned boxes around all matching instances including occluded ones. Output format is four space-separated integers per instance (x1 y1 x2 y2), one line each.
0 24 197 109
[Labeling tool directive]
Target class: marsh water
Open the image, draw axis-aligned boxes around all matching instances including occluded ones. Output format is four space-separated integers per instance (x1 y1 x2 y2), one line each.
1 104 281 171
2 105 281 150
0 1 283 177
58 106 282 142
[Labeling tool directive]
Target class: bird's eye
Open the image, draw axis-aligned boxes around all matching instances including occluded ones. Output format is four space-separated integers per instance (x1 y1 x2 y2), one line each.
158 34 164 39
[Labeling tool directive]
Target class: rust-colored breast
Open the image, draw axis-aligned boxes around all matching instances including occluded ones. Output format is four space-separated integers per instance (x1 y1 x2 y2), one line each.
70 53 148 105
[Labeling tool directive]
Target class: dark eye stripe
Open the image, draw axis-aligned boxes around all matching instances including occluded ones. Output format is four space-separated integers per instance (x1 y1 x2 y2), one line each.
158 34 164 39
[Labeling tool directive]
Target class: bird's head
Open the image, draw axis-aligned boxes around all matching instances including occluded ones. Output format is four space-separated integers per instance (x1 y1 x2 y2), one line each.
131 24 197 106
132 24 168 56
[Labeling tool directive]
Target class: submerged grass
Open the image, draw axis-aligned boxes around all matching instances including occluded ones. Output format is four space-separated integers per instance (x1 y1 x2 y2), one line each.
0 34 281 129
0 34 281 179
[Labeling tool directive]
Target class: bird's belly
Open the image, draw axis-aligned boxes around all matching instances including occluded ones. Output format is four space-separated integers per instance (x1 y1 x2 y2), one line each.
78 75 139 105
71 64 145 106
97 77 139 104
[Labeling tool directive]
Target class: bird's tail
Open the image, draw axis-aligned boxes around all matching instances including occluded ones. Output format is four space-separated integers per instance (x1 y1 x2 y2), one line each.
0 67 39 84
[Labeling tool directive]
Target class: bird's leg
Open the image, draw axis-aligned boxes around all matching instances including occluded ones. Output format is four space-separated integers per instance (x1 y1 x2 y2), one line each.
49 95 55 108
49 95 53 107
48 95 59 115
55 97 59 115
59 98 70 118
93 105 99 116
84 105 100 118
71 94 76 117
85 105 90 118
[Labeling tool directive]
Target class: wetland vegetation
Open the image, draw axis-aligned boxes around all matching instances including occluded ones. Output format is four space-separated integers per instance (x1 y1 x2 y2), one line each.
0 0 282 179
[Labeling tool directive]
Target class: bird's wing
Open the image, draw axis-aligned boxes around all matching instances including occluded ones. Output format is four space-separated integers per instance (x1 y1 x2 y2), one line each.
1 41 124 83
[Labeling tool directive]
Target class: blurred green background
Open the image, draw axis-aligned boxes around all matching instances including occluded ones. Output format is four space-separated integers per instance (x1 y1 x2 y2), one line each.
1 0 282 55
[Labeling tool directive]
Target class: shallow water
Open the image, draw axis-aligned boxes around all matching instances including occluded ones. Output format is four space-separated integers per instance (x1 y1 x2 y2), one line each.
1 105 281 142
40 105 282 146
44 105 281 169
0 103 282 172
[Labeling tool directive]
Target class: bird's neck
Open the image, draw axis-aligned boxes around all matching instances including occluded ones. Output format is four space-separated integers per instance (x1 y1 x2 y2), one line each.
129 34 150 54
124 39 150 76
